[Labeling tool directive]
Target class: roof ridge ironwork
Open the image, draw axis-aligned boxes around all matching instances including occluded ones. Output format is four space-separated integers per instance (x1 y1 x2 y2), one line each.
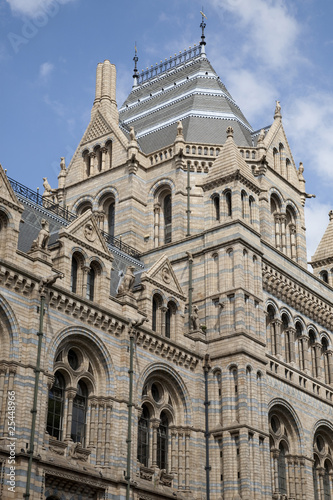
137 45 203 86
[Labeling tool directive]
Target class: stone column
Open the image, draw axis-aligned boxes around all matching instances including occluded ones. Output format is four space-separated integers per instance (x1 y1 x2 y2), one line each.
154 203 161 248
104 402 112 466
315 343 323 380
274 214 281 250
288 328 296 363
178 431 184 490
151 418 160 468
287 455 295 498
101 147 107 171
96 401 104 465
160 306 167 337
327 350 333 385
280 214 286 254
89 152 96 176
65 389 76 441
89 398 97 447
290 224 297 259
272 449 279 494
184 430 191 490
82 265 89 298
170 426 177 474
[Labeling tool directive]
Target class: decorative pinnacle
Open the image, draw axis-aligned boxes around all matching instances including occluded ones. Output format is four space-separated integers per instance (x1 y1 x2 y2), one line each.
133 43 139 87
226 126 234 138
200 8 207 56
329 210 333 222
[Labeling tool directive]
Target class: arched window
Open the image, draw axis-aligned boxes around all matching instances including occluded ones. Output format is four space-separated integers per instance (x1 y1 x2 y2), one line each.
137 404 150 467
225 190 232 217
164 194 172 244
108 202 115 237
71 380 88 445
165 305 171 338
313 429 333 499
278 442 288 494
157 411 169 470
249 196 254 224
47 372 65 440
71 256 78 293
286 205 297 259
266 305 277 355
76 201 92 216
241 190 247 218
321 270 329 283
273 147 278 171
213 195 220 221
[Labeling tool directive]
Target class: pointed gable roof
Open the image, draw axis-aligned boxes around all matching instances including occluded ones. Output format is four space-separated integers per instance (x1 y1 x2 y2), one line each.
0 164 24 211
119 48 253 154
141 253 185 299
59 210 113 258
311 211 333 264
200 127 259 192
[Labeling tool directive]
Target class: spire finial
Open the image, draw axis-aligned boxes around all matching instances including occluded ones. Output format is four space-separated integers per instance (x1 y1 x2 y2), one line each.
133 42 139 88
200 8 207 57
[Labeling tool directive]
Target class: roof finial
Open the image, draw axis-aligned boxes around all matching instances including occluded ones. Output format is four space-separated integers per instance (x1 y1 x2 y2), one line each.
200 8 207 57
133 43 139 88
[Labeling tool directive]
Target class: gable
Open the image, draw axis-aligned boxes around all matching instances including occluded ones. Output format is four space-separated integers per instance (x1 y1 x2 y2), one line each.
142 254 185 299
0 164 24 211
60 210 113 259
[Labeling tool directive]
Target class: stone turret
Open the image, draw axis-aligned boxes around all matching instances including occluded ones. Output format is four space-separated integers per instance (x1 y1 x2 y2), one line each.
93 60 118 121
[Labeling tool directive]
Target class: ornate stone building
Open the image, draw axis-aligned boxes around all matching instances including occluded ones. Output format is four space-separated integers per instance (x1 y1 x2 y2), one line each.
0 20 333 500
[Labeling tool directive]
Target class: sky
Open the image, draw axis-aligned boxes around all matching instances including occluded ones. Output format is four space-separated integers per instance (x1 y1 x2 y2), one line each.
1 0 333 262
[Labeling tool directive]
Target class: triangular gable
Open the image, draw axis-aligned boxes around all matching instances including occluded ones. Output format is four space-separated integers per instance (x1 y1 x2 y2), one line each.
81 110 113 144
263 116 298 180
141 254 185 299
200 132 259 191
0 164 24 211
59 210 112 258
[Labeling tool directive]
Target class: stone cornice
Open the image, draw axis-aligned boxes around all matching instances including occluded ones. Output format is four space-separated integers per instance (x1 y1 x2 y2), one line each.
262 262 333 330
136 329 199 371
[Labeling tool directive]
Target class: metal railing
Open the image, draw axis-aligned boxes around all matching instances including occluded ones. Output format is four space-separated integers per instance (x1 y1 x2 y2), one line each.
138 45 202 85
8 176 77 223
8 176 141 260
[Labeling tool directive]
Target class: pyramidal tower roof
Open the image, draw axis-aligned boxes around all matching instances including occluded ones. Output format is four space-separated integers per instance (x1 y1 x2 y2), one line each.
311 210 333 264
119 23 253 154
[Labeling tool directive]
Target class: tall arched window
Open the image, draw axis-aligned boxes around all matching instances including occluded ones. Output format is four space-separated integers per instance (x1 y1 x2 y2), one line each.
309 330 318 378
313 430 333 500
71 256 78 293
157 411 169 470
281 313 292 363
213 195 220 221
225 190 232 217
241 190 247 219
286 205 297 259
278 442 288 494
47 372 65 440
164 194 172 244
108 203 115 237
266 305 277 355
71 380 88 445
165 305 171 338
137 404 150 467
249 196 255 224
296 321 306 371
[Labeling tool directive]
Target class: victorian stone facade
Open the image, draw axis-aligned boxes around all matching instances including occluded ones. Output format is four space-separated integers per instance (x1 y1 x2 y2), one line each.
0 30 332 500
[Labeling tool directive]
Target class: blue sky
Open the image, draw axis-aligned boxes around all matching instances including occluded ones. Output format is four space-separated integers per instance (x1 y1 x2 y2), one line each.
1 0 333 262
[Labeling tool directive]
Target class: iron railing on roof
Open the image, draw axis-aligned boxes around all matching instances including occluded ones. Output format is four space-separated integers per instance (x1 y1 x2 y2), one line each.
8 176 141 260
138 45 202 85
101 230 140 259
8 176 77 223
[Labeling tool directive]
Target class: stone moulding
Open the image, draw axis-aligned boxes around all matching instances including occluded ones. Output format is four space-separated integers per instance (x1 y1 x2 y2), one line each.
262 262 333 329
136 330 199 371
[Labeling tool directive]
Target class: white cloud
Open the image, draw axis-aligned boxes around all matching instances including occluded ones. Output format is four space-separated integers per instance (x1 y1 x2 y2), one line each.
210 0 303 71
6 0 75 17
39 61 54 80
285 92 333 183
305 200 332 263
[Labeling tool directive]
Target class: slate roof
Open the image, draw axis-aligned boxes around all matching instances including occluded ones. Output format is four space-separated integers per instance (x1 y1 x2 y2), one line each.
119 51 254 153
